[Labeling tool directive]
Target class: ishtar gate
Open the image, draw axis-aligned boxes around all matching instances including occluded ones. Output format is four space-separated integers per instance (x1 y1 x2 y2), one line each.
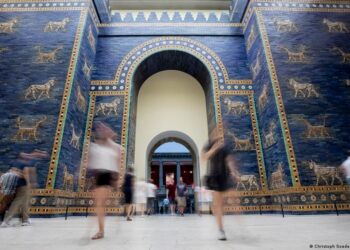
0 0 349 249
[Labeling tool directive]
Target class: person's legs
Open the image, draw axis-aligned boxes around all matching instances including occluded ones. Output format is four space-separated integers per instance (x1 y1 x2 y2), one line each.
212 191 226 240
126 204 133 220
141 203 146 216
146 198 150 215
0 194 14 222
2 187 26 225
20 186 30 224
92 186 108 238
170 199 175 215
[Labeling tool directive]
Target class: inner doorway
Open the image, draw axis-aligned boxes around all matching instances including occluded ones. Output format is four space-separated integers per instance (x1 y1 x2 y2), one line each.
150 141 194 188
148 139 196 214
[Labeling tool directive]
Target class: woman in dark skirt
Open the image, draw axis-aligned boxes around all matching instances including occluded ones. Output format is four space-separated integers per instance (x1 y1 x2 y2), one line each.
202 126 237 241
88 122 123 240
122 167 135 221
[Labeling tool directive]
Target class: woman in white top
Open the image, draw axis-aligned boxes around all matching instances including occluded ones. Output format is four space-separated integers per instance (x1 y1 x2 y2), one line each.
88 122 123 240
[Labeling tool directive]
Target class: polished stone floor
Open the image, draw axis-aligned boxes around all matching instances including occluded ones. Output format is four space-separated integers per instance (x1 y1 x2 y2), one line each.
0 214 349 250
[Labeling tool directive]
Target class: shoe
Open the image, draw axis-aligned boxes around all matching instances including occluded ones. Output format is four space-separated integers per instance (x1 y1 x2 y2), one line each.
91 232 104 240
21 222 31 226
126 217 132 221
0 222 11 228
218 230 227 241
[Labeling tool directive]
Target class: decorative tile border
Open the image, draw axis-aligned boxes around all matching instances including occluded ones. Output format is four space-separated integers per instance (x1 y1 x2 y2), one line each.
28 203 350 215
109 10 232 24
98 22 243 27
219 84 254 91
0 1 87 8
90 80 115 86
227 79 253 84
77 94 95 191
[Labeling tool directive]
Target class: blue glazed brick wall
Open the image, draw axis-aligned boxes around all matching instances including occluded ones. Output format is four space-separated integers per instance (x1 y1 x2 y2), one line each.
244 13 292 191
0 9 83 188
54 12 97 191
261 10 350 187
92 36 251 81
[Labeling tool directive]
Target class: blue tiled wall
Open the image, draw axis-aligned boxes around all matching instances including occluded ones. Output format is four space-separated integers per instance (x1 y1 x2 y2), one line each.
92 36 251 81
0 9 83 188
261 10 350 187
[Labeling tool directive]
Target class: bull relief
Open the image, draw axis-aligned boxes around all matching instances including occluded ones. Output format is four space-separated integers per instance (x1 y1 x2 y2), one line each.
323 19 349 33
0 17 19 34
95 97 121 116
223 97 248 115
304 160 343 186
44 18 70 32
273 18 298 32
288 78 319 98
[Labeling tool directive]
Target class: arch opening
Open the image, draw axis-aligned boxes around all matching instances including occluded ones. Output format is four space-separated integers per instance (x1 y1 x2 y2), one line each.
148 131 197 188
127 50 217 183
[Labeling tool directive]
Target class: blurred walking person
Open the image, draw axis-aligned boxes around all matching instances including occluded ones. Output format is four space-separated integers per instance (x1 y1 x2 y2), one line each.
134 179 147 216
0 168 19 223
1 150 47 227
122 167 135 221
202 126 237 241
166 174 176 215
146 179 157 215
176 177 187 216
194 184 202 215
88 122 123 240
341 150 350 185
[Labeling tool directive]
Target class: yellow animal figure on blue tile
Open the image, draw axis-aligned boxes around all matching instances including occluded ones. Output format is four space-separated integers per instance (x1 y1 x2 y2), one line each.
0 17 19 33
306 160 343 186
331 47 350 63
95 97 121 116
35 46 63 63
279 45 307 63
44 18 70 32
24 79 56 100
323 19 349 33
273 18 298 32
14 116 47 141
228 131 254 151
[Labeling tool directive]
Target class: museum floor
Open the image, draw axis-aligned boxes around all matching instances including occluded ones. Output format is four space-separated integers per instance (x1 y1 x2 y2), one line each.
0 214 349 250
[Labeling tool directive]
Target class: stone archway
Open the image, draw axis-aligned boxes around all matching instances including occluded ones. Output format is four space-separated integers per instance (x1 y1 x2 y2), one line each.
146 131 201 186
115 37 229 177
126 49 220 175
